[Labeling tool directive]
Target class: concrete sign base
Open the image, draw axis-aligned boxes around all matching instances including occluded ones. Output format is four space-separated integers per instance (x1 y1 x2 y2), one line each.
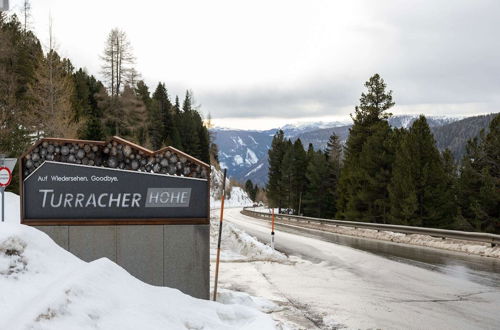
35 224 209 299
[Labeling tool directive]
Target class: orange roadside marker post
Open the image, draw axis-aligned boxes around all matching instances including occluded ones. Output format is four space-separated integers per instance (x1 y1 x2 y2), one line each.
213 169 227 301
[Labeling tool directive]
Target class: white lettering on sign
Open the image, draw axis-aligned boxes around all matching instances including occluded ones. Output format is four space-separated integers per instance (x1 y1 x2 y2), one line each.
47 175 119 182
39 189 142 208
145 188 191 207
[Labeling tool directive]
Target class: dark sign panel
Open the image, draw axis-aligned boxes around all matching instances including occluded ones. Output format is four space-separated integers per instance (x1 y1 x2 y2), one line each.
22 161 208 224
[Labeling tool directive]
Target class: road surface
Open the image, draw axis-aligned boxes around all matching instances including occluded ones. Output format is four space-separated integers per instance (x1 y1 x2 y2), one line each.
223 208 500 329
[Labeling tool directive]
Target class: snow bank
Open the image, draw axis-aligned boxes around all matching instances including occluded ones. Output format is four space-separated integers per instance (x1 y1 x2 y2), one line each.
210 216 287 263
269 216 500 259
216 289 282 314
0 195 276 330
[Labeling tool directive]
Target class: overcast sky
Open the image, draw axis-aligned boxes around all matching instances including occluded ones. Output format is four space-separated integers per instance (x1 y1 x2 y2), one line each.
11 0 500 129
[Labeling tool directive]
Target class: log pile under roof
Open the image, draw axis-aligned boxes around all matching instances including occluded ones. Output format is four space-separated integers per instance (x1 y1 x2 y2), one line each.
22 137 209 179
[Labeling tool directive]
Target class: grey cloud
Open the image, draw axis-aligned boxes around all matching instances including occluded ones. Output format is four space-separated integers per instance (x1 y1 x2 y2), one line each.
201 0 500 119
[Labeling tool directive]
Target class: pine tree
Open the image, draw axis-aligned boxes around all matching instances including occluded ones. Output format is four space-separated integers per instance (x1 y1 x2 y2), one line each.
73 69 104 140
389 116 455 228
148 98 164 150
458 114 500 233
152 83 173 144
337 74 395 222
198 124 210 163
303 151 332 218
291 139 308 214
120 85 147 144
27 49 79 138
267 130 286 210
245 179 258 201
279 140 294 209
325 133 342 217
177 91 201 157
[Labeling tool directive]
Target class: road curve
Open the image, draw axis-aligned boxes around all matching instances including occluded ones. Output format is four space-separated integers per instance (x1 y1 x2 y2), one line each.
224 208 500 330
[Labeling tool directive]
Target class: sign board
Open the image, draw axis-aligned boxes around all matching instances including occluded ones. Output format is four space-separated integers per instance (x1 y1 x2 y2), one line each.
20 137 210 225
0 167 12 187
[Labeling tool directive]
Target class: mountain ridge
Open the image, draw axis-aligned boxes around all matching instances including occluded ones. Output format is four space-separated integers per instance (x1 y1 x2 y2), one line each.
212 113 498 186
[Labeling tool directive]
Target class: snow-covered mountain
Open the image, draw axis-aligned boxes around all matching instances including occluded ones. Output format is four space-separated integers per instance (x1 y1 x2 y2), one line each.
212 115 465 186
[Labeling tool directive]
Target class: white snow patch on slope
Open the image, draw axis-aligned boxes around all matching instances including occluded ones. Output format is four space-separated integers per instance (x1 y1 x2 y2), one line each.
237 136 246 146
245 163 264 177
231 136 246 148
248 135 258 145
210 166 253 209
233 155 244 166
0 195 276 330
245 148 258 165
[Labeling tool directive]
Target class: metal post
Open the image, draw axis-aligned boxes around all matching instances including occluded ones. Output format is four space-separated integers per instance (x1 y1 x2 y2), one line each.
271 207 275 249
213 168 227 301
0 180 3 223
298 191 302 215
0 155 4 223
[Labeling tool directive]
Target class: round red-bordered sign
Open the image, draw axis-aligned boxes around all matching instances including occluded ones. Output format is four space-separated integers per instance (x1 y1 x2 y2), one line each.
0 167 12 187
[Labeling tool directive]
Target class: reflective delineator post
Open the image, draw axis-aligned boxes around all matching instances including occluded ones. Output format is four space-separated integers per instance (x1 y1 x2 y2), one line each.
271 207 275 250
213 168 227 301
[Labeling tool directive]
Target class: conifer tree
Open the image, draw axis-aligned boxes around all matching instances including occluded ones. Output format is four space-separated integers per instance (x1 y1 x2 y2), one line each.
245 179 258 201
73 69 104 140
267 130 286 210
279 140 294 209
28 49 79 138
303 151 331 218
337 74 395 222
291 139 308 214
120 85 147 144
152 83 173 143
325 133 342 217
458 114 500 233
389 116 455 228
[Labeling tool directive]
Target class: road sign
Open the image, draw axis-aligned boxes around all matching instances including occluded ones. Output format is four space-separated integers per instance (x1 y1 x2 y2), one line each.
20 137 210 225
0 167 12 187
23 161 208 224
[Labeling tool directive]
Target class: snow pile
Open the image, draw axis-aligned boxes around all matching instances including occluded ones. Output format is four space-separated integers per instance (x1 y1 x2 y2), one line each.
210 216 287 263
216 289 282 314
210 166 253 209
0 195 276 330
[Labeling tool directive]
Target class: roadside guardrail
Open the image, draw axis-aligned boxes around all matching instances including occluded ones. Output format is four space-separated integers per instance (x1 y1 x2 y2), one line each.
241 207 500 247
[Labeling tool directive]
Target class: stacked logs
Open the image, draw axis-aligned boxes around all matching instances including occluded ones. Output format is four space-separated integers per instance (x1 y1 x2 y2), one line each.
23 139 208 179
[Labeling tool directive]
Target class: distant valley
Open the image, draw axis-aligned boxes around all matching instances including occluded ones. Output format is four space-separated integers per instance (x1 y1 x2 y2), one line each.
212 114 498 186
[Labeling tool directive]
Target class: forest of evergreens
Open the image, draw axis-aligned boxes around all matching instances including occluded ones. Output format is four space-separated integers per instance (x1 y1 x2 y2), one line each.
0 12 210 193
266 74 500 234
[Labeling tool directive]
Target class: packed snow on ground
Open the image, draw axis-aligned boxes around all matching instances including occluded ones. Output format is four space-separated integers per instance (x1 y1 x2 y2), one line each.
209 213 297 329
210 213 287 263
249 207 500 259
0 193 277 330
